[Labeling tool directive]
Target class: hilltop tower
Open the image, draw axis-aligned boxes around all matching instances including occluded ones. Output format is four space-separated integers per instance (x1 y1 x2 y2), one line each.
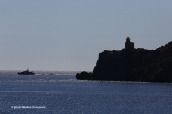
125 37 134 50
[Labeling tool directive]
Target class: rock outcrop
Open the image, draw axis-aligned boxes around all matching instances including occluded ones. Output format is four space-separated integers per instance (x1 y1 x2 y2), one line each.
76 41 172 83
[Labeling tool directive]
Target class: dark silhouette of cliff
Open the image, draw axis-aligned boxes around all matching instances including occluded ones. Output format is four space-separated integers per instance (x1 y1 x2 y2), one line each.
76 38 172 83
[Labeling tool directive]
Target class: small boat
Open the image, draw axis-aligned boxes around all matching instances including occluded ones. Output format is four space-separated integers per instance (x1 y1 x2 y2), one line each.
18 69 35 75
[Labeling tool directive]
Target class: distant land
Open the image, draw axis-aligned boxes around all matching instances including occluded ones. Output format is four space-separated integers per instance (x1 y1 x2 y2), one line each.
76 37 172 83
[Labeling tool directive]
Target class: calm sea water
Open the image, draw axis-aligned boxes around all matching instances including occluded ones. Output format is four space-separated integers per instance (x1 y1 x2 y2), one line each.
0 70 172 114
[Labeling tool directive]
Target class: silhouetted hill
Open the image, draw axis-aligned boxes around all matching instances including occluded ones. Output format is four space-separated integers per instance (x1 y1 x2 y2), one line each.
76 41 172 83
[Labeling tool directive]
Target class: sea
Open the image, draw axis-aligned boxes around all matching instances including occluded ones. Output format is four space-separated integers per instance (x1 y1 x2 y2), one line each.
0 70 172 114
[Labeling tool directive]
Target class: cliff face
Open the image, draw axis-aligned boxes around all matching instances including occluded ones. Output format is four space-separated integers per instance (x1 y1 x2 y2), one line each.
76 41 172 83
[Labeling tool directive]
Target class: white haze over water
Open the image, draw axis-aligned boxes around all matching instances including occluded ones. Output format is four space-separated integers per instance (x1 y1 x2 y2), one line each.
0 0 172 71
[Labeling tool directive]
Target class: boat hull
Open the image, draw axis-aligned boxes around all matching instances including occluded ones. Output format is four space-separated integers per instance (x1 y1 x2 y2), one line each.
17 72 35 75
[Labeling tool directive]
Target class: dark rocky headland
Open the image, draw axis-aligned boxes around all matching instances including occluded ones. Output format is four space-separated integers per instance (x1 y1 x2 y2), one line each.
76 37 172 83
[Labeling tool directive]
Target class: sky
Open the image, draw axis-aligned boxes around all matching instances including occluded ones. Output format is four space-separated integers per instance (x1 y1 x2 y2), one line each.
0 0 172 71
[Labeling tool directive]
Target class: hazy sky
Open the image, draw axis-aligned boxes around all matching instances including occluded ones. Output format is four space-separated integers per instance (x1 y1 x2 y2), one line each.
0 0 172 71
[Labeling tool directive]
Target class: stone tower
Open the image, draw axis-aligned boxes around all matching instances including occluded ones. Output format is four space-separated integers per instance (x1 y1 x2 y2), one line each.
125 37 134 50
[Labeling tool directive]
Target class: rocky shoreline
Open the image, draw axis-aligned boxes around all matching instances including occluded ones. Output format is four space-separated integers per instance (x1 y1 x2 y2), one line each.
76 39 172 83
